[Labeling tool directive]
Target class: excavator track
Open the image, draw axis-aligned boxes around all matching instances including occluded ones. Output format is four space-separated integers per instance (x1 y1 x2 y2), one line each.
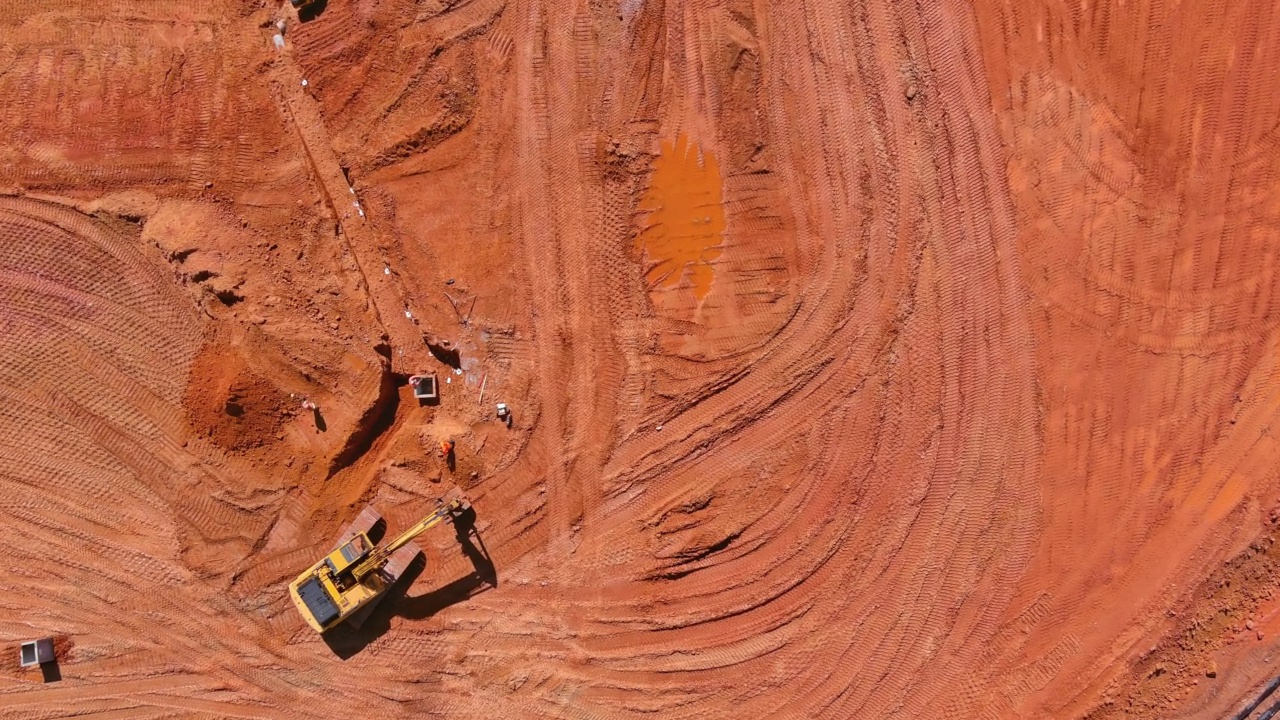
332 506 383 552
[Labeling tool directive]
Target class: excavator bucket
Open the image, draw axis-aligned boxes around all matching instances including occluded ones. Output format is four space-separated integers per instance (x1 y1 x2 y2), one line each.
440 486 471 513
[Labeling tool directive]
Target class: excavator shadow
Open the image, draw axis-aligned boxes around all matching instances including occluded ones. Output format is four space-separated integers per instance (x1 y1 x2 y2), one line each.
322 505 496 659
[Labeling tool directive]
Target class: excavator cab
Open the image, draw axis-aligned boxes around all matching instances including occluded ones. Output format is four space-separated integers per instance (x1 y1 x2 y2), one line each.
322 534 370 589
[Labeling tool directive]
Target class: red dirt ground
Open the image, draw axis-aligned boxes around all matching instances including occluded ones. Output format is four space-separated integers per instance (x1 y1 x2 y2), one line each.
3 1 1280 718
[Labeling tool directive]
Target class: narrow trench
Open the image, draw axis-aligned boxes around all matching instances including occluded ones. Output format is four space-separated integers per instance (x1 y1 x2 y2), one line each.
324 368 442 481
326 370 401 477
426 341 461 369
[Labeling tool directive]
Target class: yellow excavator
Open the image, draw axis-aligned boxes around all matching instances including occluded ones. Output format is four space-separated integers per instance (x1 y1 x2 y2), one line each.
289 489 470 633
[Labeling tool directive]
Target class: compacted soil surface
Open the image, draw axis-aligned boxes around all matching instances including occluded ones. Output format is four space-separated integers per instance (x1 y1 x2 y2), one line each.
4 1 1280 718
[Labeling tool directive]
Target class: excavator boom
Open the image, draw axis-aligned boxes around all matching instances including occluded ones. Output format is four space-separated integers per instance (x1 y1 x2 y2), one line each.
351 496 466 581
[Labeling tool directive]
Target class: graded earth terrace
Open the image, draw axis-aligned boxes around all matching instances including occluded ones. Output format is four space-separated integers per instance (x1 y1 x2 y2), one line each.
3 1 1280 719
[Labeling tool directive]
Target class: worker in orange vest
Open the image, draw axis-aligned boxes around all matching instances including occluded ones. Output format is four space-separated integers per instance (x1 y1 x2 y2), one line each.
439 439 454 459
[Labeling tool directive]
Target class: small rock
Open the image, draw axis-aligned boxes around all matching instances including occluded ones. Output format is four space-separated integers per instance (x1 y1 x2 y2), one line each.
1206 660 1218 678
330 321 340 330
1247 619 1255 630
470 471 479 479
1259 630 1266 641
446 278 455 285
249 315 267 325
905 85 918 100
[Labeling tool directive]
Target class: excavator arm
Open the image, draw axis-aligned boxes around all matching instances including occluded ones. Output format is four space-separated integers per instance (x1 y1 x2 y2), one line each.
350 496 467 582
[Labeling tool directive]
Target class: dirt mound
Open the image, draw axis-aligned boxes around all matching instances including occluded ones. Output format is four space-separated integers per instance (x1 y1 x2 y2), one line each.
184 339 292 452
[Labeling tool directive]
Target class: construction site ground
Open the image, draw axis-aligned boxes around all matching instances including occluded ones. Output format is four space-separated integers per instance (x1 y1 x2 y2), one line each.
4 1 1280 718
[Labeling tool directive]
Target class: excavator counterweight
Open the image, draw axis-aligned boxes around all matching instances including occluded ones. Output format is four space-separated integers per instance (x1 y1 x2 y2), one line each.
289 489 470 633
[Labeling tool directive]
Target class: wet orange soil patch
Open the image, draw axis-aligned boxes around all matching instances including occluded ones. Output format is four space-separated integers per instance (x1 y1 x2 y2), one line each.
635 134 725 302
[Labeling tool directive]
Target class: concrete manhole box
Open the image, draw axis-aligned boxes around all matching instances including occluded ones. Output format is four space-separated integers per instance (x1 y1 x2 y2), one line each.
19 638 54 667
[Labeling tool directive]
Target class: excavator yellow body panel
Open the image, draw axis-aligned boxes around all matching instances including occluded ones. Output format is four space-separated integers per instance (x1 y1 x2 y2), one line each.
288 555 388 634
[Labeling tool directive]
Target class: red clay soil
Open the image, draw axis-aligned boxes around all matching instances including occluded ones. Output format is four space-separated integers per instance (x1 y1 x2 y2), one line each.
3 1 1280 718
